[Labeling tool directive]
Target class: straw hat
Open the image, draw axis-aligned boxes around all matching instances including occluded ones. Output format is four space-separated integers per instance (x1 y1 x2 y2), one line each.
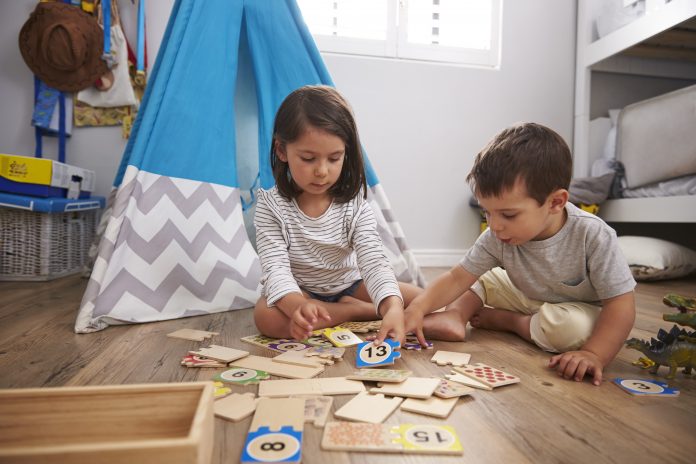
19 2 108 92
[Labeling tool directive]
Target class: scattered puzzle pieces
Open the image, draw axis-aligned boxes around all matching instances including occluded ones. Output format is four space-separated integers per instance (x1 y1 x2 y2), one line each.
189 345 249 363
346 368 412 383
167 328 218 341
334 392 403 423
293 395 334 427
214 392 259 422
305 346 345 360
181 354 227 368
433 379 475 399
430 350 471 367
356 340 401 368
273 349 333 368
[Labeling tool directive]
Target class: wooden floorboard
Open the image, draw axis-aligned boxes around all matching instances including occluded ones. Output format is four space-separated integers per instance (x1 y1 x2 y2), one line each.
0 271 695 463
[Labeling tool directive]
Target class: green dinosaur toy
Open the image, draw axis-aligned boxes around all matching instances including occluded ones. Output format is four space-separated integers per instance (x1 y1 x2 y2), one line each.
624 326 696 379
662 293 696 313
663 312 696 331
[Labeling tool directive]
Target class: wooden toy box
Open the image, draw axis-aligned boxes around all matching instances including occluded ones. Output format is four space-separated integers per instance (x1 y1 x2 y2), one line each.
0 382 214 464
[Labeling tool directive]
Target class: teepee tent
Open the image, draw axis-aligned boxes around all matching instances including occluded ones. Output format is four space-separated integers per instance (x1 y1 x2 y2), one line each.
75 0 424 333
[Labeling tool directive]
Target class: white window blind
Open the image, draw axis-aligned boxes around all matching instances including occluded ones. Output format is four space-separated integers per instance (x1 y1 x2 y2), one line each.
296 0 501 67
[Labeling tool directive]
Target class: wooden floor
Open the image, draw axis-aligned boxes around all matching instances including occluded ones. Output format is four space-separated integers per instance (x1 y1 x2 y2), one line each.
1 269 695 463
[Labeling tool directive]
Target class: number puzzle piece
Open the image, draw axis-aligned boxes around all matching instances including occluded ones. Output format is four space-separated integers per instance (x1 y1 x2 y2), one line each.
303 334 334 348
430 350 471 366
391 424 463 454
321 422 463 455
433 379 475 399
242 398 305 464
304 346 345 360
356 339 401 368
267 341 313 352
322 327 363 347
453 363 520 389
214 367 270 385
181 354 227 368
346 368 412 383
613 378 680 397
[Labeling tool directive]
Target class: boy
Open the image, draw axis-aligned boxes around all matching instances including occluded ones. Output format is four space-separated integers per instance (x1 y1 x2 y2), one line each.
405 122 635 385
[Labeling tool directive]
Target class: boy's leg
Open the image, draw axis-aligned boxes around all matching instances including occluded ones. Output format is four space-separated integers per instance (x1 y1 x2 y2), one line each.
419 290 484 341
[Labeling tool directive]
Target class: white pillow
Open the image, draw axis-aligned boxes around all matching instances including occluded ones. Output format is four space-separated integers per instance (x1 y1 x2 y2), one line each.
617 236 696 281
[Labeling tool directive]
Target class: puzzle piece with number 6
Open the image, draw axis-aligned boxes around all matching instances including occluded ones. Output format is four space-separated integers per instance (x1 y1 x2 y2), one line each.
214 367 270 385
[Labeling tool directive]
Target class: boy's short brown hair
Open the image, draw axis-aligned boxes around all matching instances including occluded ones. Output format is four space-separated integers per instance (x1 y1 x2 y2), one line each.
467 122 572 205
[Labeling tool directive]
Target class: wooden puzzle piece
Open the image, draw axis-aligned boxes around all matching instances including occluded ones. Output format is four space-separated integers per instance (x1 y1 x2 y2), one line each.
258 377 366 398
189 345 249 363
234 355 323 379
430 350 471 367
292 395 334 427
369 377 440 399
613 378 680 397
273 349 333 368
214 392 259 422
356 339 401 368
400 396 459 418
322 327 363 347
214 367 270 385
167 328 218 341
181 354 227 368
213 381 232 399
433 379 475 399
303 333 334 348
321 422 463 455
242 398 305 464
403 334 433 350
445 372 492 391
241 334 309 352
453 363 520 389
334 392 403 423
338 321 382 333
346 368 412 383
304 346 345 360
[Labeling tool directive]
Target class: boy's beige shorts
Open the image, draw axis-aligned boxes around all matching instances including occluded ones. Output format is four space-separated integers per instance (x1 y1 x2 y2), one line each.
471 267 600 353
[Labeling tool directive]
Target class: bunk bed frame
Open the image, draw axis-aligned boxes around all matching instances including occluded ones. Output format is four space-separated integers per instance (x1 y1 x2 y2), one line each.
574 0 696 226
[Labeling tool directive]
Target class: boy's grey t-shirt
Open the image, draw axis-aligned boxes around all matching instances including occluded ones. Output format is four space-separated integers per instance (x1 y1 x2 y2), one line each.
460 203 636 304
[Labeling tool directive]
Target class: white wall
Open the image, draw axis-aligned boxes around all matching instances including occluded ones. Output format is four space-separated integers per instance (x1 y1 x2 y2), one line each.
0 0 576 263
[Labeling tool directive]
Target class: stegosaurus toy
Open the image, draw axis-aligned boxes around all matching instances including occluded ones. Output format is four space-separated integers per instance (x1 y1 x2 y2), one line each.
625 325 696 379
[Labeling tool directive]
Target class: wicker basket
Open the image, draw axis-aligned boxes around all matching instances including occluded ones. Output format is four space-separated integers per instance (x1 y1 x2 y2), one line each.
0 207 100 281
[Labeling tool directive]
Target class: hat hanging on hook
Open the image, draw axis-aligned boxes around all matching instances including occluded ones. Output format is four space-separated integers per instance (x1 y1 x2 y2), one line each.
19 2 109 92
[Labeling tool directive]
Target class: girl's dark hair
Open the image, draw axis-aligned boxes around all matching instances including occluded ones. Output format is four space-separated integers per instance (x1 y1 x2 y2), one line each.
271 85 367 202
466 122 572 205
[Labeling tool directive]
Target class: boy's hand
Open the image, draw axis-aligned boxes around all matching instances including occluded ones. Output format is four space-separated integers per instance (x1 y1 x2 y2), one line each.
375 299 405 346
290 300 331 340
548 350 604 386
404 308 427 347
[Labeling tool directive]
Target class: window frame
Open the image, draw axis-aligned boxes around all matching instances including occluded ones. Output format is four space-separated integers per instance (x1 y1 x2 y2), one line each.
302 0 502 67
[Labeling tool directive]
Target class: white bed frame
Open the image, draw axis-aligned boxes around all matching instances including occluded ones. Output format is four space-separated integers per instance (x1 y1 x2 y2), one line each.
574 0 696 224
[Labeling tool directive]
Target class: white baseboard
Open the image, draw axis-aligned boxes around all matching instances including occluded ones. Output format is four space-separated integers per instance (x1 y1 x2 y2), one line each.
412 249 468 267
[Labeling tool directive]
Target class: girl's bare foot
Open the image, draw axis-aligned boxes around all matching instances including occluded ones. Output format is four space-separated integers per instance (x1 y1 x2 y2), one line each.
470 307 532 342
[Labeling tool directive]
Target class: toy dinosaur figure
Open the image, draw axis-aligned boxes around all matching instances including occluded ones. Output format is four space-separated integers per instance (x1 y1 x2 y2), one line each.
663 312 696 331
624 325 696 379
662 293 696 313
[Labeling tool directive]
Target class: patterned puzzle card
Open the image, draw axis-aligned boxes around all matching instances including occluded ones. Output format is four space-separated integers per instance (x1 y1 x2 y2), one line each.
181 354 227 368
455 363 520 388
214 367 270 385
613 378 680 397
321 422 463 455
305 346 345 360
356 339 402 368
346 368 412 383
241 334 312 352
339 321 382 333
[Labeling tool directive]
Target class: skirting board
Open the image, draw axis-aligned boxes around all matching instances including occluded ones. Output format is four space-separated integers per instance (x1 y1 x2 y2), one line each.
412 249 468 268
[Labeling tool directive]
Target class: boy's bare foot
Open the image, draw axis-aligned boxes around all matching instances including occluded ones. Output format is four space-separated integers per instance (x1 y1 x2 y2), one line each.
421 309 468 342
470 308 532 342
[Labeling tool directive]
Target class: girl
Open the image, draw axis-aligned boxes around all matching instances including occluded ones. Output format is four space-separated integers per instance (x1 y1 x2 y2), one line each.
253 85 421 345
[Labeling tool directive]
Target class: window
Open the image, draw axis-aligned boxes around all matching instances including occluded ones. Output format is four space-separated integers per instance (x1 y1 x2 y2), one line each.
296 0 502 67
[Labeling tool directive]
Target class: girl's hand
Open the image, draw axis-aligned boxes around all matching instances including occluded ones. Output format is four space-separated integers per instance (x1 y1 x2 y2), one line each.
404 308 427 347
375 304 405 347
290 301 331 340
548 350 604 386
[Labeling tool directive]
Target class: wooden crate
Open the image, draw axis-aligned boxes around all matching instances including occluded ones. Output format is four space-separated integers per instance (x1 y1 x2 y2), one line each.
0 382 214 464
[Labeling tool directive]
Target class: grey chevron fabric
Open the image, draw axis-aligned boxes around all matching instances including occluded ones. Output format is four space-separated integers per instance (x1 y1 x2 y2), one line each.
75 167 262 332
